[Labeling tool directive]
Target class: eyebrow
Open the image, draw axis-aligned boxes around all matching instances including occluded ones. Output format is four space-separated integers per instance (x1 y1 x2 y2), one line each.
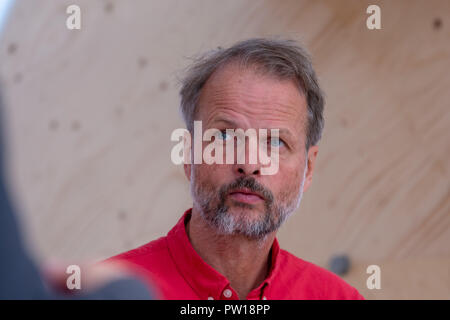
213 118 296 141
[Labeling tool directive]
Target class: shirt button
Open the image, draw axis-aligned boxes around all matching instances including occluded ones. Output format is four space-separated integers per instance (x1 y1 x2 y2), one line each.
262 296 267 300
223 289 232 298
207 297 214 300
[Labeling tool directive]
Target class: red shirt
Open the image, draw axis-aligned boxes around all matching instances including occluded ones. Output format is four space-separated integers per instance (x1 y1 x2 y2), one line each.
108 208 364 300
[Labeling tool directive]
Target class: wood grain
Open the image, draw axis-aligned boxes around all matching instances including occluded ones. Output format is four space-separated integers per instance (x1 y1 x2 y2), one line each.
0 0 448 299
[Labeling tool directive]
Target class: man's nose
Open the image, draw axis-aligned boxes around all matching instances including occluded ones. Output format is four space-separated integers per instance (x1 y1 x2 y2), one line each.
232 136 261 176
234 164 261 176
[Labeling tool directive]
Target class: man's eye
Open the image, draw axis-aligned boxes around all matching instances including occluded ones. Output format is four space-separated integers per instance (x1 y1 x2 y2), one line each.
217 130 232 141
269 137 285 148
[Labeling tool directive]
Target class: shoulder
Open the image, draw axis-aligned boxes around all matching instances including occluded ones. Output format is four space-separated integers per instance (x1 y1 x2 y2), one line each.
278 249 364 300
103 236 176 298
108 236 168 261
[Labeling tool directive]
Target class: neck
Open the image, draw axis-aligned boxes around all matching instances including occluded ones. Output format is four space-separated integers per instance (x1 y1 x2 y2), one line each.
186 207 276 299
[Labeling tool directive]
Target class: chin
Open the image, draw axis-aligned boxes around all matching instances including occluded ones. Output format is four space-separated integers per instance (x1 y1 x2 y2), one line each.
227 201 265 217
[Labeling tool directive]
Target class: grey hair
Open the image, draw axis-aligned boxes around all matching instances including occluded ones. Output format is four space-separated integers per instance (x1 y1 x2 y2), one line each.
179 37 325 150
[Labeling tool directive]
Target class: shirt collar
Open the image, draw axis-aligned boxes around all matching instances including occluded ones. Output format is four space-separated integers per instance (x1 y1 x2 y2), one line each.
166 208 281 299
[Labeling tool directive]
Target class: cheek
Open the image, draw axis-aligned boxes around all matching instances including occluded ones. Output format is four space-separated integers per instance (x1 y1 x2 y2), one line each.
193 164 209 182
193 163 229 187
272 163 304 199
200 162 225 176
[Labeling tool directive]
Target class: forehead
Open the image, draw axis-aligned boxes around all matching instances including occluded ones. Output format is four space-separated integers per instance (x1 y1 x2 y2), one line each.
197 63 308 135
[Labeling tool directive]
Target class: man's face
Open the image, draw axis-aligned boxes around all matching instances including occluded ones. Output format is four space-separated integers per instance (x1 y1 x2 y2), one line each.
185 63 318 239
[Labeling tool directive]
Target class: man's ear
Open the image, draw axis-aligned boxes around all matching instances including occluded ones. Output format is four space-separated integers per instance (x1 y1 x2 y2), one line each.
183 131 192 181
302 145 319 193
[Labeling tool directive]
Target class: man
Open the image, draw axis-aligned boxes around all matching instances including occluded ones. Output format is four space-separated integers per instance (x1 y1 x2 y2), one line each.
108 38 364 300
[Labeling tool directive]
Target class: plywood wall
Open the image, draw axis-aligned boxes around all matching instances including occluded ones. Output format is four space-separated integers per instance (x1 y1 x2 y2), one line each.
0 0 448 299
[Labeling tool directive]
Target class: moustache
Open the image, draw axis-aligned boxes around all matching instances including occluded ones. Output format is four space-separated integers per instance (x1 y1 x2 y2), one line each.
219 176 274 205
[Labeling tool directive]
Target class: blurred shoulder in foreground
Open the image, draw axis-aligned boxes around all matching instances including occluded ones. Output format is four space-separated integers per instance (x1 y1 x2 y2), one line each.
0 89 154 300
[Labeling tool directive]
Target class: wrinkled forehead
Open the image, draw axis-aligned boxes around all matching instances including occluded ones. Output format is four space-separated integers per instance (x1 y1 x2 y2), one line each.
197 63 308 136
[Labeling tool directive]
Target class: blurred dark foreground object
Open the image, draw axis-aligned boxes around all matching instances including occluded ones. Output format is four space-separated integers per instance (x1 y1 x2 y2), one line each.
0 90 153 300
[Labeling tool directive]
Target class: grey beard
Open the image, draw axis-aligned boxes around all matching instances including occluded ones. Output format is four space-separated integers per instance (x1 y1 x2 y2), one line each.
190 164 307 240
